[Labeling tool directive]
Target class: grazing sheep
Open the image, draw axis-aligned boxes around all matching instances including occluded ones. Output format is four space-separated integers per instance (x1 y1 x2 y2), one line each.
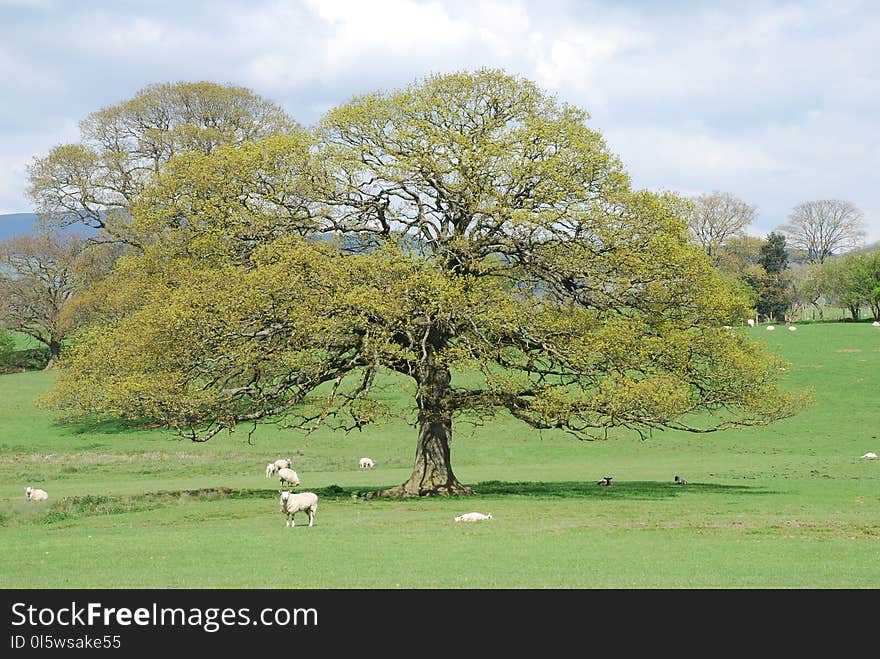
277 467 301 489
860 452 878 460
25 486 48 501
358 457 375 469
788 326 797 332
872 321 880 327
596 476 613 486
722 325 732 330
747 319 755 327
674 475 688 485
279 490 318 527
766 325 775 331
265 459 291 478
454 512 493 522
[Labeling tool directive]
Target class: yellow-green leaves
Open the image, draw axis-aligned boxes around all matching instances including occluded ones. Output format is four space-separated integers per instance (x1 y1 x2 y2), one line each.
43 70 806 442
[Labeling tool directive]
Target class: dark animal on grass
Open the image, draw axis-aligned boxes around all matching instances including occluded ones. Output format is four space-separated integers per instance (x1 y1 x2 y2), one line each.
596 477 613 486
674 475 688 485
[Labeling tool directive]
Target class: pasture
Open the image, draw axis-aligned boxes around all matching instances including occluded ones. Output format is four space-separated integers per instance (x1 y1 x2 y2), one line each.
1 322 878 588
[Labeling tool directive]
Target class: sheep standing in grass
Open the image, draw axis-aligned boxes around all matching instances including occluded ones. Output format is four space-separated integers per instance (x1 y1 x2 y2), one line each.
747 319 755 327
266 458 293 478
454 512 492 522
277 467 301 490
25 486 48 501
280 490 318 527
596 476 613 486
674 475 688 485
358 457 375 469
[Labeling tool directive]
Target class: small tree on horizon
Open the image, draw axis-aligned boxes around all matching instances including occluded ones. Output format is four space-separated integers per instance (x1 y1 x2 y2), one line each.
777 199 865 264
684 191 756 264
749 232 792 322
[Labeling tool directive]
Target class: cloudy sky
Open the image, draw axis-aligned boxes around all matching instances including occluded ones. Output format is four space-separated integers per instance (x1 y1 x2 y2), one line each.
2 0 878 241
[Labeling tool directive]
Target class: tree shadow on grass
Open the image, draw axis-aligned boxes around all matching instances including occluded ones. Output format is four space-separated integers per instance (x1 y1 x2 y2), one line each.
1 481 773 528
472 480 773 500
52 417 169 436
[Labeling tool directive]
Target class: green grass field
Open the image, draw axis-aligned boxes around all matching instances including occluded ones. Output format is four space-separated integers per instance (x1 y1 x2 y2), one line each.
1 322 878 588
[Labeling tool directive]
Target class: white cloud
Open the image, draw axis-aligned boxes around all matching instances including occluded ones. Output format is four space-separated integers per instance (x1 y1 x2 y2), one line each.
0 0 877 242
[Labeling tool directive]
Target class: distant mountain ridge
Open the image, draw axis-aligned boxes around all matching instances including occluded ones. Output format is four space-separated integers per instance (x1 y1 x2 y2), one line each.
0 213 41 240
0 213 100 240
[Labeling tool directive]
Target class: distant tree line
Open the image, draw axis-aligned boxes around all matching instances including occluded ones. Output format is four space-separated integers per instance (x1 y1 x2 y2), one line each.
684 192 875 321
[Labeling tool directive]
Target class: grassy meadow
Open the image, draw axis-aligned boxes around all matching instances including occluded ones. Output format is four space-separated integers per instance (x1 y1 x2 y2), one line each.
0 321 878 588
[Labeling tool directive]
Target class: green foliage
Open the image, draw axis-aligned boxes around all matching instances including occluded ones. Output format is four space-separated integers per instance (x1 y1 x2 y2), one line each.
820 250 880 320
745 232 794 321
0 330 13 366
759 232 789 275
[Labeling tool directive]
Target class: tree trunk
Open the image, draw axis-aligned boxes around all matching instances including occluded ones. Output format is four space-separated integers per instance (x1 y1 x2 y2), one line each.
44 339 61 370
370 360 473 498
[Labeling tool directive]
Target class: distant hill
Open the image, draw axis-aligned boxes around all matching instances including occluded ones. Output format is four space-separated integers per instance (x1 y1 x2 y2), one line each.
0 213 41 240
851 240 880 254
0 213 100 241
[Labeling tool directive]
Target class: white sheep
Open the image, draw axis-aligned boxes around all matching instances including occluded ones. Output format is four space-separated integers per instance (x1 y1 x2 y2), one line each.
277 467 301 489
25 486 48 501
722 325 732 330
747 319 755 327
872 321 880 327
454 512 493 522
766 325 775 331
358 457 375 469
860 452 878 460
265 458 292 478
280 490 318 527
788 326 797 332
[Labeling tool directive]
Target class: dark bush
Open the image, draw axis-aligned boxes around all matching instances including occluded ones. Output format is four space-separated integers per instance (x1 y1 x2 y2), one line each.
0 346 51 372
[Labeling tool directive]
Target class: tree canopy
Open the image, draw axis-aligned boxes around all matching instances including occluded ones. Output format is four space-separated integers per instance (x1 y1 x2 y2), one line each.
684 191 756 263
777 199 865 264
0 232 118 367
41 70 805 497
28 81 297 246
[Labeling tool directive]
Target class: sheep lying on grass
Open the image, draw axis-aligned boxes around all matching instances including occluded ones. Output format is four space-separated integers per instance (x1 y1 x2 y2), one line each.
860 452 878 460
766 325 775 331
265 458 292 477
872 321 880 327
277 467 301 490
358 457 375 469
454 512 492 522
596 476 613 486
280 490 318 527
747 319 755 327
25 486 48 501
674 475 688 485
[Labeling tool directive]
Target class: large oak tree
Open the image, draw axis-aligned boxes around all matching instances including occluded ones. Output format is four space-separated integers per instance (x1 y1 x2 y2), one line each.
42 71 803 497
